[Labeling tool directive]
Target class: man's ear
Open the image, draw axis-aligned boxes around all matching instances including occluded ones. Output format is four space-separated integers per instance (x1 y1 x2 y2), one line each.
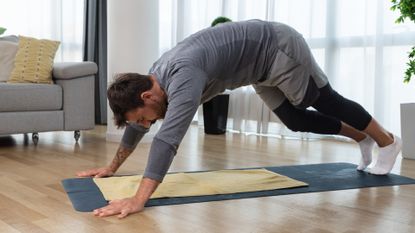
140 91 153 102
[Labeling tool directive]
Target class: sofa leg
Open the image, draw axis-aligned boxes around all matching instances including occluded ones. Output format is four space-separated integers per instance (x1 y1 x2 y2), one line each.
74 130 81 142
32 133 39 145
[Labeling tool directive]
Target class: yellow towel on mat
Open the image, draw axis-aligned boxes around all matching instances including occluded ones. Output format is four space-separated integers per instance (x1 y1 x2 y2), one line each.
93 169 308 200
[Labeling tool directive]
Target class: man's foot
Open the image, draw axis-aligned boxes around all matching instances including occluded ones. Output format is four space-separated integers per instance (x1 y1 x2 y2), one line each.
357 136 375 171
369 135 402 175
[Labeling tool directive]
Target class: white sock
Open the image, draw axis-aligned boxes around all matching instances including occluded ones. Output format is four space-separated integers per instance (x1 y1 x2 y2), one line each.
369 135 402 175
356 136 375 171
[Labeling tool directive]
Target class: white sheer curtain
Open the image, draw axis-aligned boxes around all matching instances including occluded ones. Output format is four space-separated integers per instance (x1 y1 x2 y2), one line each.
0 0 84 62
159 0 415 138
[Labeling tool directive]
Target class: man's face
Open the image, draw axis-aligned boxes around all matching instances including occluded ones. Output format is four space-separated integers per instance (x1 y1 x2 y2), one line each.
125 97 167 128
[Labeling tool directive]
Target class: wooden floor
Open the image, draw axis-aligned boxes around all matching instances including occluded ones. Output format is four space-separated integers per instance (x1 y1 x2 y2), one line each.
0 125 414 233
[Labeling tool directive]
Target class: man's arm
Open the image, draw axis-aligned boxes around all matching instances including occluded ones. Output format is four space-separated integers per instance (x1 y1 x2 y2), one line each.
108 145 134 174
76 144 134 177
93 177 160 218
77 123 149 177
110 123 150 172
94 67 208 218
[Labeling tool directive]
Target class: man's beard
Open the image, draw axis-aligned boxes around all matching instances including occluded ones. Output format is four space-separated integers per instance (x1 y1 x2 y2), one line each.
152 98 167 119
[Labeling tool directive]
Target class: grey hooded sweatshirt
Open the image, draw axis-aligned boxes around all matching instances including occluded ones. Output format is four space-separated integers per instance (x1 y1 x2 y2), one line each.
121 20 328 181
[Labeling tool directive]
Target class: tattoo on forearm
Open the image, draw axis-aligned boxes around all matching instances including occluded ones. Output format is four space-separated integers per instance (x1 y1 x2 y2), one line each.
109 146 134 172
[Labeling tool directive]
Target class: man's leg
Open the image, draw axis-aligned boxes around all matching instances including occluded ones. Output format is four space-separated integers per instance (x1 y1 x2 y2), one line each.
312 84 401 174
273 99 341 134
254 84 374 137
338 122 375 170
254 83 400 174
273 97 379 171
274 100 368 139
254 84 343 135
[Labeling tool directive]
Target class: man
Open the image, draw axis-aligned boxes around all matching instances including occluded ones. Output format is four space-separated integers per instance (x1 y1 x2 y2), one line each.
77 20 402 218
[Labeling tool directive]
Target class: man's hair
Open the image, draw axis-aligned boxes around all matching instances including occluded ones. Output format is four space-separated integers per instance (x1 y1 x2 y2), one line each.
107 73 153 128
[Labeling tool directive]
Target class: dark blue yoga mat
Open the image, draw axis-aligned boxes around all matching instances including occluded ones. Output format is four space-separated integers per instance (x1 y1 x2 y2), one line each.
62 163 415 212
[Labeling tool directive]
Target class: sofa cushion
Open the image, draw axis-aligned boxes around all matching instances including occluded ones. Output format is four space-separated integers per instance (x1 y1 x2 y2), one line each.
8 35 60 84
0 41 18 82
0 83 62 112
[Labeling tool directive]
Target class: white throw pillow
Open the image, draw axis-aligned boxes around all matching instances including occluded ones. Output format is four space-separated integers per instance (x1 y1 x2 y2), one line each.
0 41 18 82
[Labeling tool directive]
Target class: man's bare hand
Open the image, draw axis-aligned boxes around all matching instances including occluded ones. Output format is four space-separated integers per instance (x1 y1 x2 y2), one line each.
93 197 145 219
76 167 114 178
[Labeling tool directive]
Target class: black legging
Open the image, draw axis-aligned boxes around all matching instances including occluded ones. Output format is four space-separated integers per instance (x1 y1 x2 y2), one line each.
273 84 372 134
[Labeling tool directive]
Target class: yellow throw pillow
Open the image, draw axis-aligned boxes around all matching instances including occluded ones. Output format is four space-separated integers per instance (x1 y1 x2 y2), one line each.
8 35 60 84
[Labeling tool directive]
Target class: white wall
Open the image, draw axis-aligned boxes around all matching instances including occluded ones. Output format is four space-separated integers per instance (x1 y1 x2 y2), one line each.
106 0 159 143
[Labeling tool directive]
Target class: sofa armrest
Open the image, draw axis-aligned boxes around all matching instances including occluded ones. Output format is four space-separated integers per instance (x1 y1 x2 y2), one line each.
53 62 97 131
53 62 97 80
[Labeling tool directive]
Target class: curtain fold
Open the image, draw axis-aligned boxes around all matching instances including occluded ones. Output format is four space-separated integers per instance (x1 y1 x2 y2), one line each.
83 0 108 124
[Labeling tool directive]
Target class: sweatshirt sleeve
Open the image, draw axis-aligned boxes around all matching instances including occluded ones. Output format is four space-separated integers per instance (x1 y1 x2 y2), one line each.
120 123 150 150
143 67 207 181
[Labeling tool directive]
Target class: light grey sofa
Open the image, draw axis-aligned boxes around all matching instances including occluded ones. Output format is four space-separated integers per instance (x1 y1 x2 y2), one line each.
0 62 98 144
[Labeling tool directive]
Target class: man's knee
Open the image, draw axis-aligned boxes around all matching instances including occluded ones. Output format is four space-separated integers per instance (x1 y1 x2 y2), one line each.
312 84 344 111
282 117 307 132
273 101 309 132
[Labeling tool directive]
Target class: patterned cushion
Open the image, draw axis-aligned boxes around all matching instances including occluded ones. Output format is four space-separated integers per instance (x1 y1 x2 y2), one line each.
8 35 60 84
